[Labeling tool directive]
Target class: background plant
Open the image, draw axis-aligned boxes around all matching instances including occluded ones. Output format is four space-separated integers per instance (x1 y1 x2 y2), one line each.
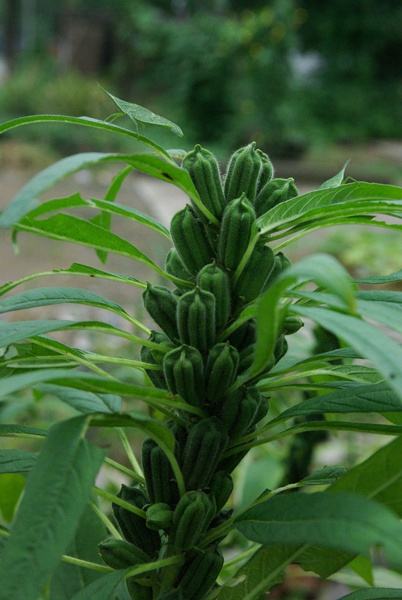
0 96 402 599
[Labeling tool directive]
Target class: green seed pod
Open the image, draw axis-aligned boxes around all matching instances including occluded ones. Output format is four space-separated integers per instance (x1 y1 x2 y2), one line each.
217 194 256 272
165 248 194 286
171 491 215 550
169 421 188 465
256 148 274 193
142 439 178 506
170 206 214 275
183 144 226 219
197 262 231 330
263 252 292 290
235 243 275 304
274 334 288 362
255 177 298 217
143 284 178 341
209 471 233 511
220 388 259 438
181 417 229 490
177 287 216 353
98 537 148 569
205 343 239 404
177 548 224 600
238 343 255 373
229 320 256 351
283 316 304 335
146 502 173 531
163 344 204 406
224 142 262 204
112 485 160 557
140 344 166 390
126 580 153 600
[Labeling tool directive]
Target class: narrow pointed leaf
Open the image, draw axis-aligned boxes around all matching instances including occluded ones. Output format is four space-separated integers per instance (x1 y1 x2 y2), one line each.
340 589 402 600
70 570 126 600
106 91 183 137
319 162 349 189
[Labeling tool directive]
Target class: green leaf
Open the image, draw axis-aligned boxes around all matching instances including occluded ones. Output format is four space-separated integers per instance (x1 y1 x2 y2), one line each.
217 546 305 600
273 383 402 423
70 570 126 600
0 368 82 398
301 466 348 486
106 91 184 137
0 449 37 473
235 491 402 569
0 287 129 319
0 319 73 348
356 269 402 285
0 416 104 600
319 162 349 189
0 153 132 228
0 424 46 439
258 182 402 235
50 504 107 599
358 300 402 336
24 193 170 239
0 262 145 298
250 254 355 377
292 305 402 401
39 384 121 414
340 589 402 599
0 114 169 157
16 214 165 277
300 436 402 577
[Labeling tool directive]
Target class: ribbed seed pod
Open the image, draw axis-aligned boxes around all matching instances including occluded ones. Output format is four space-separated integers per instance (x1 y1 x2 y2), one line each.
229 320 256 351
143 284 178 341
209 471 233 511
217 195 256 272
171 491 215 550
177 287 216 353
197 262 231 330
224 142 262 204
263 252 292 290
205 343 239 404
274 334 289 362
283 316 304 335
98 537 148 569
112 485 160 557
177 548 224 600
169 421 188 465
146 502 173 531
165 247 194 285
140 344 166 389
170 206 214 275
181 418 229 490
256 149 274 193
255 177 298 217
163 344 204 406
235 243 275 305
183 145 226 219
142 439 177 506
220 388 259 438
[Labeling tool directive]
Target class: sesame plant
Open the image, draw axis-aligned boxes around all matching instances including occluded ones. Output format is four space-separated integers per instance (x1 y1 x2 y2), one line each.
1 95 402 600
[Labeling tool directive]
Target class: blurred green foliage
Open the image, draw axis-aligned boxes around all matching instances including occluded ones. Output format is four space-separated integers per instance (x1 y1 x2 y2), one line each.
0 0 400 155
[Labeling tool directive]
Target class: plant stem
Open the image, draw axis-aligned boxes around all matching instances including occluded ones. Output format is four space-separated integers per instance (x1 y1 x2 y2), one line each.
90 501 122 539
104 456 141 481
126 554 184 578
117 428 144 480
0 527 112 573
93 486 146 519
